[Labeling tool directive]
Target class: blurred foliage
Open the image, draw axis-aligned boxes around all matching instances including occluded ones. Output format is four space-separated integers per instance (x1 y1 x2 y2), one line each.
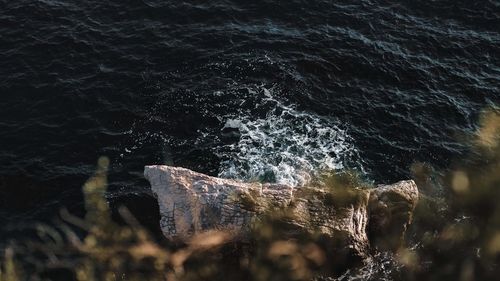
0 161 372 281
315 170 370 208
403 108 500 281
1 108 499 281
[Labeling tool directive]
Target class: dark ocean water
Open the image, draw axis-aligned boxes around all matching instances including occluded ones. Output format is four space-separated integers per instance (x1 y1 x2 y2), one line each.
1 0 499 255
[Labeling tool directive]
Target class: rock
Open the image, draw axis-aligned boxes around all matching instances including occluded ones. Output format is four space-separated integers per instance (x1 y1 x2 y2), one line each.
144 165 418 261
368 180 419 251
144 165 293 237
288 187 372 263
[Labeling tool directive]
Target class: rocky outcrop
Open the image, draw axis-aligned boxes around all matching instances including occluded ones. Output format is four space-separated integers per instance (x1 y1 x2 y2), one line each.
144 165 294 237
144 165 418 261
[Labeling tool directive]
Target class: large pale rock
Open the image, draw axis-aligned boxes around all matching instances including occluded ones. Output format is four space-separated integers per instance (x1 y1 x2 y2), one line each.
144 165 418 260
144 165 293 237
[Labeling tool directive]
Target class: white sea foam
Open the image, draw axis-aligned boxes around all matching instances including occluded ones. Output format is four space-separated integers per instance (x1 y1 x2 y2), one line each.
217 87 359 187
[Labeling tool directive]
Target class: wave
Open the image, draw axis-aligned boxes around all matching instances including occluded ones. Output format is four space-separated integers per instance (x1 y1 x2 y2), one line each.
216 86 360 187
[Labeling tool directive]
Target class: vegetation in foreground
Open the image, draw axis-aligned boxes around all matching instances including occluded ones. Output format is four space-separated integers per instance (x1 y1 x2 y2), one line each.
0 108 499 281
